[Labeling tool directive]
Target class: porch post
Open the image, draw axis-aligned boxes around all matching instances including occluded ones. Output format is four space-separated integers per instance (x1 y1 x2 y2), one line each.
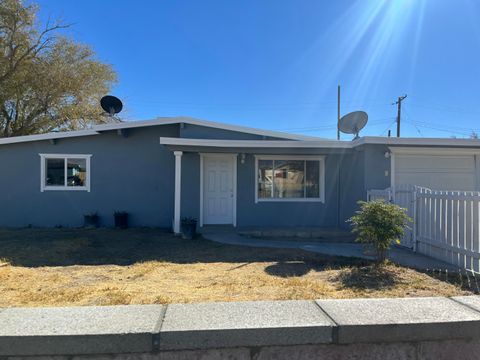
174 151 182 234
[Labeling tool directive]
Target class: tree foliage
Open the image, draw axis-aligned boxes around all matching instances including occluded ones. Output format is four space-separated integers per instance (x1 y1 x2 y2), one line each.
0 0 117 137
348 200 411 262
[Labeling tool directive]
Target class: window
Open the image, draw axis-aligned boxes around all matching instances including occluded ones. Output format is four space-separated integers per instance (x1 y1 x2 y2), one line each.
255 155 325 202
40 154 91 192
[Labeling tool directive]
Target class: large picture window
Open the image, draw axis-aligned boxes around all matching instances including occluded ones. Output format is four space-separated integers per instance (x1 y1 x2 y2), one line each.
255 155 325 202
40 154 91 192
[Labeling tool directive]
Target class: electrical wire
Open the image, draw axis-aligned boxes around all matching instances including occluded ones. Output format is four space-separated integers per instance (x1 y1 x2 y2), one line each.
404 120 472 137
379 119 397 136
402 107 423 136
274 118 395 133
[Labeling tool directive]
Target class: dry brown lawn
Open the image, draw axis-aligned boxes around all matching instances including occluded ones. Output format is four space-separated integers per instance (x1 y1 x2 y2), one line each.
0 228 474 307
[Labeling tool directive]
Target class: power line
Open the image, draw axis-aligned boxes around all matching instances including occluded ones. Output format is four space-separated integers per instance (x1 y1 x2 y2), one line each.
407 95 480 116
379 119 397 136
126 99 393 110
402 107 423 136
404 120 472 137
400 103 480 137
408 119 480 134
274 118 395 133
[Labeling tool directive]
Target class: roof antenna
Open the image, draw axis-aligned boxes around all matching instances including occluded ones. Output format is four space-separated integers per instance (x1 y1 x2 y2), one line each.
338 111 368 140
100 95 123 122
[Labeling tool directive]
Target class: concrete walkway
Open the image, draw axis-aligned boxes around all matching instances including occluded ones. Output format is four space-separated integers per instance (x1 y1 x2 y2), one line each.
203 232 460 272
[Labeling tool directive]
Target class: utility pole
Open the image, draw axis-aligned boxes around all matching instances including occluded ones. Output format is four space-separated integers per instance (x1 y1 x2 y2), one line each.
394 94 407 137
337 85 341 140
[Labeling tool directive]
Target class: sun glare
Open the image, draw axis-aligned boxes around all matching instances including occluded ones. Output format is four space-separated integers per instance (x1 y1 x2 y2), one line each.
299 0 427 105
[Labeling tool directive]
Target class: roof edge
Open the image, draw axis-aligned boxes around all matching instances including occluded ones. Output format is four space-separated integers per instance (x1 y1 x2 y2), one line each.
0 129 99 146
357 136 480 147
160 136 480 149
94 116 323 141
160 137 353 148
1 120 480 147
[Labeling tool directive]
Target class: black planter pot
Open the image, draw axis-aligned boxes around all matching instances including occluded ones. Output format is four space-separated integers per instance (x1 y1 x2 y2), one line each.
114 212 129 229
84 214 99 228
181 220 197 240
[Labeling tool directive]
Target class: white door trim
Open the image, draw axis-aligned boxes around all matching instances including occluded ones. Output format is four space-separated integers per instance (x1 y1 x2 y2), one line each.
199 153 237 227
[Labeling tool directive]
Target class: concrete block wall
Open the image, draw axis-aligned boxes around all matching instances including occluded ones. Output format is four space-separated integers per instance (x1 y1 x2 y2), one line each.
2 296 480 359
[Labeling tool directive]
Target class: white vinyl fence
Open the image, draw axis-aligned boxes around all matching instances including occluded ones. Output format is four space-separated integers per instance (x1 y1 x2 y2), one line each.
368 185 480 273
367 184 416 248
416 188 480 273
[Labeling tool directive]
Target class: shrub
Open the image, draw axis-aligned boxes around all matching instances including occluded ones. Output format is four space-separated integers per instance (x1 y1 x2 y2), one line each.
348 200 411 262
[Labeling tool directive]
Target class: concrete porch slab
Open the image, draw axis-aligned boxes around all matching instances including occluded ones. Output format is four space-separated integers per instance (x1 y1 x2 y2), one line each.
237 227 355 241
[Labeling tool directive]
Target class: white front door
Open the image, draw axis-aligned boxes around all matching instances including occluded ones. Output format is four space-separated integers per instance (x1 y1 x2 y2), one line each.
202 154 236 225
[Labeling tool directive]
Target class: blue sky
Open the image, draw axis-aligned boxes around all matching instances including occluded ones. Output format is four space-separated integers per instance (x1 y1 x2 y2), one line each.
37 0 480 139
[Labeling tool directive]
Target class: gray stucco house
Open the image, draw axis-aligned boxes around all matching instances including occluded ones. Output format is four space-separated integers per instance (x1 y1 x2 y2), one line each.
1 116 480 233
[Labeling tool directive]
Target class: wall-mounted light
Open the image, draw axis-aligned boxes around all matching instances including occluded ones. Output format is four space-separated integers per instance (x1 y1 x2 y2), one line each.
240 153 246 164
384 151 391 159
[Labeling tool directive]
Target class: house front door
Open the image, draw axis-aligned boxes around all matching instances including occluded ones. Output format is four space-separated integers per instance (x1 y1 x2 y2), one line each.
202 154 236 225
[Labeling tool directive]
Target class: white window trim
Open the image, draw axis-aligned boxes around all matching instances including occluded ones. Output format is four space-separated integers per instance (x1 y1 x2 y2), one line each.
254 155 325 203
39 154 92 192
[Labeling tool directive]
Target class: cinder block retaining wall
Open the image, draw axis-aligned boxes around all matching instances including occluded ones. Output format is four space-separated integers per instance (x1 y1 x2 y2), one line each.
2 296 480 359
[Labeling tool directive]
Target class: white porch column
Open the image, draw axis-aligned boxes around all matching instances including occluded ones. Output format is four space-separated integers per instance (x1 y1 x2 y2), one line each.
173 151 183 234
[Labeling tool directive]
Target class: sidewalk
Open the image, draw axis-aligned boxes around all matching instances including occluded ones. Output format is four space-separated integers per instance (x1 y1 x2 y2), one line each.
203 232 460 272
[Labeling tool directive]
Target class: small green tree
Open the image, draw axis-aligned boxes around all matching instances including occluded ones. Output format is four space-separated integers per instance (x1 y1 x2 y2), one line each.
348 200 411 263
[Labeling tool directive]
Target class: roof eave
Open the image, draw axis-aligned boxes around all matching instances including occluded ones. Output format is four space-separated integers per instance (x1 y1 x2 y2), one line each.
359 136 480 147
159 137 353 148
0 129 99 146
94 116 323 141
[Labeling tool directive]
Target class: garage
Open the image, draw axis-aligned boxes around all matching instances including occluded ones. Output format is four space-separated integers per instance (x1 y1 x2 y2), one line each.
391 148 480 191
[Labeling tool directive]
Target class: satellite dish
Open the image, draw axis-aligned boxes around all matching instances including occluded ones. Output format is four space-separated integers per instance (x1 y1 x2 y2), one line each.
339 111 368 139
100 95 123 116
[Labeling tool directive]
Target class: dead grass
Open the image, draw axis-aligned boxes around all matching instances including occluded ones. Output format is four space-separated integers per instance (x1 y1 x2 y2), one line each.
0 228 474 307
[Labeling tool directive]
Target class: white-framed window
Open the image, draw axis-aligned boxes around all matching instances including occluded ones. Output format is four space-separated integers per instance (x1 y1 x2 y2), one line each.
255 155 325 203
39 154 92 192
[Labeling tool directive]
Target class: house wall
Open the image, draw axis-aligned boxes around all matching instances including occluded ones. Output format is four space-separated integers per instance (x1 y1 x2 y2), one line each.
0 125 179 228
237 153 339 228
180 152 201 220
234 147 384 229
338 148 365 227
0 122 393 229
176 147 365 229
364 144 391 190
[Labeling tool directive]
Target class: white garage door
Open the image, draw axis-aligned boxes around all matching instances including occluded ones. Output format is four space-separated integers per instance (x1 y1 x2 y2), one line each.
395 154 477 191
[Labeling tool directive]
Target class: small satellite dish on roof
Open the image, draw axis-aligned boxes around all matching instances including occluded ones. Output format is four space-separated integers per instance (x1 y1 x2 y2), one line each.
339 111 368 139
100 95 123 116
